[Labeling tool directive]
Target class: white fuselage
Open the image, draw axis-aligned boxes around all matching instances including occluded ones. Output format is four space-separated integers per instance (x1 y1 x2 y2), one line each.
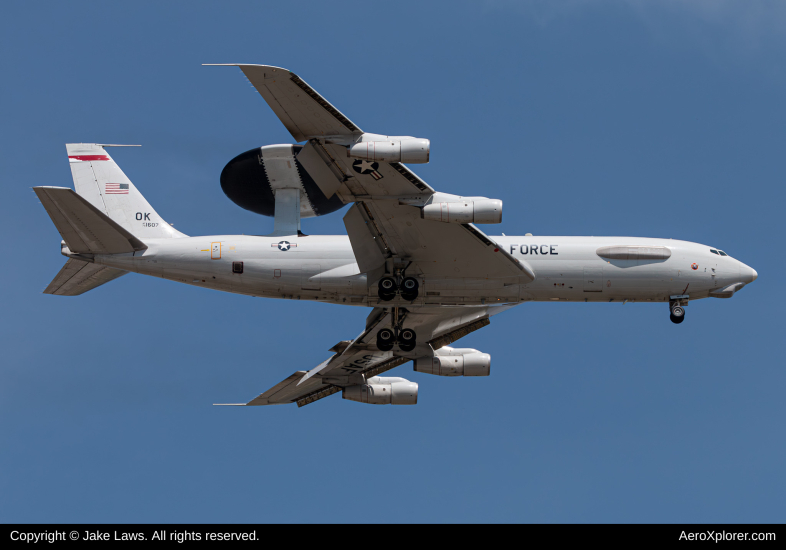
89 234 756 307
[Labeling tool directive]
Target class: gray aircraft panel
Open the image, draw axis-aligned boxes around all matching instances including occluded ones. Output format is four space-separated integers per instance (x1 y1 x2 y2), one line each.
35 63 758 409
228 303 515 407
345 201 533 282
44 258 127 296
33 187 147 254
206 64 362 142
323 143 435 200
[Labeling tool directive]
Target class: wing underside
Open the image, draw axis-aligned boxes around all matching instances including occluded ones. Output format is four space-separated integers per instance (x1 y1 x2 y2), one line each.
208 63 528 408
206 64 362 142
217 305 512 408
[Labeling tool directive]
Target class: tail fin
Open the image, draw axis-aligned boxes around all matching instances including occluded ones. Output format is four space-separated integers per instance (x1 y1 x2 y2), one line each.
66 143 187 239
34 186 139 296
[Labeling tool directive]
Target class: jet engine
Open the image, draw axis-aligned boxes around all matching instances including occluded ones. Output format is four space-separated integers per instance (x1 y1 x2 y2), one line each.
220 144 345 218
347 138 430 164
421 199 502 224
414 347 491 377
342 376 418 405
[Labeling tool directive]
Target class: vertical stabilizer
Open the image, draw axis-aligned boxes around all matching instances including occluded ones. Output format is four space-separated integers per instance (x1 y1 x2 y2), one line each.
66 143 187 239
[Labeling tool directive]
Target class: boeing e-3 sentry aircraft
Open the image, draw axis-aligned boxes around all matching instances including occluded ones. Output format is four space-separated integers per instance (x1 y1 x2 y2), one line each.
34 64 757 408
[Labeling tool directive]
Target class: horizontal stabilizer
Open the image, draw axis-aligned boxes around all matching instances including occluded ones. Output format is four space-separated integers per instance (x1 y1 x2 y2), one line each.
34 187 146 254
44 259 127 296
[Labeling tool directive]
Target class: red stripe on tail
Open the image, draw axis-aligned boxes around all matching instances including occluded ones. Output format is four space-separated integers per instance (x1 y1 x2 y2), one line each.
68 155 110 161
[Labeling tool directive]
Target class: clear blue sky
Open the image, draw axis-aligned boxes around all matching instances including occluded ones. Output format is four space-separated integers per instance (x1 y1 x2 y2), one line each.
2 1 783 522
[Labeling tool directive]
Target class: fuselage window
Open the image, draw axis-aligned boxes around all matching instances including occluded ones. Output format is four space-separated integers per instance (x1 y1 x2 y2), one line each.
710 249 719 255
718 251 728 256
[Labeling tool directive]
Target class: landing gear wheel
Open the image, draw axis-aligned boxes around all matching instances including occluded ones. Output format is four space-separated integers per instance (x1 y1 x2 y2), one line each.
378 277 397 301
398 328 417 352
376 328 395 351
400 277 419 301
670 304 685 324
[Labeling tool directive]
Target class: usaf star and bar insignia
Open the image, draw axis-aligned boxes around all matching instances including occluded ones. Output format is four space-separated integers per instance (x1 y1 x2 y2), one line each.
271 241 298 251
352 159 384 181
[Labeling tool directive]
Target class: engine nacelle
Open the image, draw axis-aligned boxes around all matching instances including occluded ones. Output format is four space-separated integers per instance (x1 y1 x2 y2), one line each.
347 138 430 164
414 348 491 377
342 376 418 405
421 199 502 224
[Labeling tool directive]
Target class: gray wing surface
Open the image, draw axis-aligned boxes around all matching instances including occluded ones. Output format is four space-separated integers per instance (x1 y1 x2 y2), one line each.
217 304 514 408
206 64 362 142
208 64 530 408
294 143 531 281
344 201 534 281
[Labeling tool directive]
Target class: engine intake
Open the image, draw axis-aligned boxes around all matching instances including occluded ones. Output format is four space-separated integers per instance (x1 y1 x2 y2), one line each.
342 376 418 405
421 199 502 224
347 138 430 164
414 348 491 377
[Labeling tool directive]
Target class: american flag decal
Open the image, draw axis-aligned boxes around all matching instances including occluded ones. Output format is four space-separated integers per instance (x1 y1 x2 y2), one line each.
105 183 129 195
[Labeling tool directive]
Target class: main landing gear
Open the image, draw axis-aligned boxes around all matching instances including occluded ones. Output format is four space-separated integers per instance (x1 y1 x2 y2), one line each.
378 276 419 301
376 306 417 352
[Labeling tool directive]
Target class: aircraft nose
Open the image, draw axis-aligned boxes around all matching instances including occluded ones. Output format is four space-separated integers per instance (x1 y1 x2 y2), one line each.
741 264 757 283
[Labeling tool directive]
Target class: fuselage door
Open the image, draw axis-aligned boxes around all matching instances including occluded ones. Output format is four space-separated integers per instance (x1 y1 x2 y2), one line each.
583 267 603 292
211 242 221 260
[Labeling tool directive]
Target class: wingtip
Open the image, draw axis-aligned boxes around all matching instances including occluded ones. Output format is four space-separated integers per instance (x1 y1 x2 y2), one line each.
202 63 290 72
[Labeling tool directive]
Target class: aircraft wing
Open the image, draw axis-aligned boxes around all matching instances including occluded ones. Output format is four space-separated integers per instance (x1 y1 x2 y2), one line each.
207 64 435 198
344 201 534 282
217 304 515 408
207 64 532 282
205 64 362 142
305 141 531 281
299 134 531 282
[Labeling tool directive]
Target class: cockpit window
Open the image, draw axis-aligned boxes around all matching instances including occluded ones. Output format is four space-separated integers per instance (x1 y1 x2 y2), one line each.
718 250 728 256
710 249 719 255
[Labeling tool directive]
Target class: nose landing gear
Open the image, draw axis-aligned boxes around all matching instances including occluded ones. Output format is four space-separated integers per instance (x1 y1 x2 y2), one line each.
670 303 685 324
